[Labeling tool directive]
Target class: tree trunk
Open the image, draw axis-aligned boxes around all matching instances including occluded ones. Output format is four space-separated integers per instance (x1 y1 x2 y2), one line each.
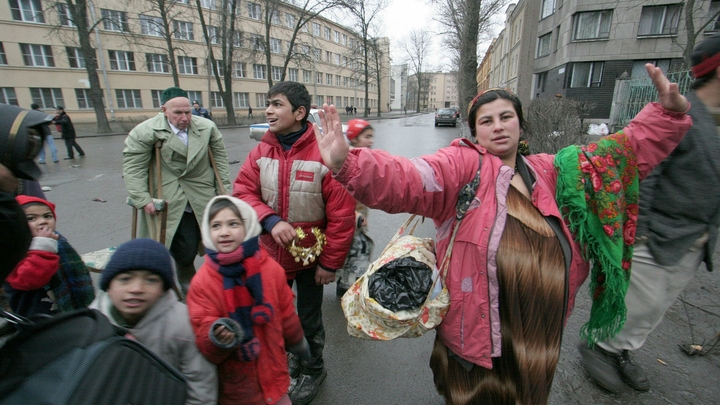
160 0 180 87
458 0 481 118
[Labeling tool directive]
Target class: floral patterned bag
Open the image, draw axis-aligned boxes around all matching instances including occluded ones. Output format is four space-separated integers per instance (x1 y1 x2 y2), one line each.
340 215 451 340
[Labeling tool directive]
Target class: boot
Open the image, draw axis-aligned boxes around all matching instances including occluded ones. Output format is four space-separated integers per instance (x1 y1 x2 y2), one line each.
289 369 326 405
617 350 650 391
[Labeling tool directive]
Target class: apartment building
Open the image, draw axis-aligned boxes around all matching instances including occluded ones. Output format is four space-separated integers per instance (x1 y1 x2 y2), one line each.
0 0 389 123
428 71 458 109
389 63 407 111
485 0 720 120
476 37 495 94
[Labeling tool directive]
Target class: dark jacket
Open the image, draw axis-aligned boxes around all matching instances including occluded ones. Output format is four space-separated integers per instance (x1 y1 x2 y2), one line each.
191 107 211 120
54 112 76 139
636 92 720 271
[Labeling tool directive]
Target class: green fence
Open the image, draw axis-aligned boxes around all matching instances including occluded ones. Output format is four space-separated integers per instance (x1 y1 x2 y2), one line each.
614 70 693 129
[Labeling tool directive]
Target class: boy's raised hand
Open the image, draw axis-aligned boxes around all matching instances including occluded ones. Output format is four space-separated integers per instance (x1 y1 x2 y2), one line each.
314 104 349 174
646 63 688 113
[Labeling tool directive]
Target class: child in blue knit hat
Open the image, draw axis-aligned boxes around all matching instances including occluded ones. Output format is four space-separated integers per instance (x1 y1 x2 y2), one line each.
89 238 218 405
187 195 310 405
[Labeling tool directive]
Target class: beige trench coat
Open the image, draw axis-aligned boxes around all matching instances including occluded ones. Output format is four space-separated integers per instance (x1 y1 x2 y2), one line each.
123 113 231 249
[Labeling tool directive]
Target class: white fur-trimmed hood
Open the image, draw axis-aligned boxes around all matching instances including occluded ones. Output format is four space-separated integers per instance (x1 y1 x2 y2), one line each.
201 195 262 251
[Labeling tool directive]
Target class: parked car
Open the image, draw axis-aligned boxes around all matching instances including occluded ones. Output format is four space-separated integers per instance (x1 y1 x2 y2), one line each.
434 108 457 127
249 108 348 141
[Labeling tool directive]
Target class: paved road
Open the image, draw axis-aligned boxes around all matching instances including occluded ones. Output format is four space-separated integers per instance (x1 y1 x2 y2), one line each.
35 113 719 404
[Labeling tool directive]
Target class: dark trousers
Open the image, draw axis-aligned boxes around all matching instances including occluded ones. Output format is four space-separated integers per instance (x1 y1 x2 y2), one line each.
288 268 325 374
170 211 201 285
63 137 85 158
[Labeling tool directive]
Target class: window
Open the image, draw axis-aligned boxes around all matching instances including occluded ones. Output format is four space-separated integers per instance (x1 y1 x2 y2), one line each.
75 89 94 109
9 0 44 23
146 53 169 73
101 9 128 32
173 21 193 40
313 48 321 61
30 88 63 109
177 56 198 74
327 96 333 105
140 15 164 37
250 34 264 51
253 64 266 79
315 95 323 106
248 2 261 20
234 62 245 78
288 68 298 82
211 92 224 108
66 47 86 68
211 60 224 76
541 0 555 19
570 61 604 88
326 73 332 85
21 44 54 67
116 89 142 109
0 43 6 64
537 33 551 57
109 50 135 71
200 0 216 10
312 22 321 36
334 53 340 65
232 32 243 47
270 38 282 54
343 76 348 87
334 30 340 43
335 75 341 86
638 4 681 36
285 13 296 28
270 9 280 25
151 90 163 108
57 3 74 27
271 66 283 81
255 93 266 107
208 26 219 44
234 92 249 107
324 27 331 40
535 72 547 93
303 69 312 83
316 72 322 84
709 0 720 32
325 50 332 62
631 59 671 79
573 10 612 40
186 91 202 104
342 34 347 46
0 88 18 105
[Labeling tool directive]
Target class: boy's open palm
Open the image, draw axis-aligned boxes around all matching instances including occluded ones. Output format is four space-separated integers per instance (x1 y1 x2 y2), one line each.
315 104 349 174
646 63 688 113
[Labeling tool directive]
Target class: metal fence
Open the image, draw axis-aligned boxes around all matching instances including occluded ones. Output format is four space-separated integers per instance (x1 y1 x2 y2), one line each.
611 70 693 130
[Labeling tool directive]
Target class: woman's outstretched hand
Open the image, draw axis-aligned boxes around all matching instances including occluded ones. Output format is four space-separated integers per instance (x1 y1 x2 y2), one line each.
315 104 349 174
646 63 688 113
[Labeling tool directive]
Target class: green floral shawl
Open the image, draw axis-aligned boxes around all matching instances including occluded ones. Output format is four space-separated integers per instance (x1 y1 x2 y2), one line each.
554 131 640 344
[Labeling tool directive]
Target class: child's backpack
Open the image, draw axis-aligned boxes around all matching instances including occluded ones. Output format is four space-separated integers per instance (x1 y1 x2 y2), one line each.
0 308 187 405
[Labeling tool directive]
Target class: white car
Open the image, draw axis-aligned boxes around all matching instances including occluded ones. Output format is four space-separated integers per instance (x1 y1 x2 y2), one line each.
249 109 348 141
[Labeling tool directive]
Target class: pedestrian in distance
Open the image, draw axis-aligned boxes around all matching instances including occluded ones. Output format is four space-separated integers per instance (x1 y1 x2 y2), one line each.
336 119 375 298
31 104 58 164
123 86 231 291
191 101 212 120
90 238 219 405
313 64 690 405
53 106 85 160
578 32 720 394
233 81 355 405
187 196 311 405
248 106 253 119
4 195 95 318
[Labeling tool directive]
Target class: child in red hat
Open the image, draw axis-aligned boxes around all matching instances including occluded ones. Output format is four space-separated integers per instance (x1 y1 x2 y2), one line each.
4 196 94 317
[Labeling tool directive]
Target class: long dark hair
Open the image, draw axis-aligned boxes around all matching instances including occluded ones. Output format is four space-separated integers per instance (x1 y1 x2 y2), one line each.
467 89 528 139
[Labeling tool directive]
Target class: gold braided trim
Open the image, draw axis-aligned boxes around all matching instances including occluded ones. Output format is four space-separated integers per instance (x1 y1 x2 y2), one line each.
287 227 327 266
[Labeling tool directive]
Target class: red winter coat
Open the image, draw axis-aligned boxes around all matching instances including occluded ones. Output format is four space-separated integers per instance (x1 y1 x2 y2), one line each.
187 248 304 405
233 125 355 276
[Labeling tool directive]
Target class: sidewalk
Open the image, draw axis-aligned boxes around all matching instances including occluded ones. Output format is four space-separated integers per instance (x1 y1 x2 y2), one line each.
68 109 426 138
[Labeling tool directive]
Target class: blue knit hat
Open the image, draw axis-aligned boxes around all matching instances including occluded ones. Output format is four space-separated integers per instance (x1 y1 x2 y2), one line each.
100 239 175 291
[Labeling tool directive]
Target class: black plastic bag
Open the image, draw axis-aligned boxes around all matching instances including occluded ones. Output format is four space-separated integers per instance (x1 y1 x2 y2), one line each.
368 257 433 312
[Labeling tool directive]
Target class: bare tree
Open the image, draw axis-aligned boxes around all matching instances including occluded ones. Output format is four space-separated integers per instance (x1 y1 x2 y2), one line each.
368 37 389 117
195 0 241 125
431 0 508 117
341 0 388 118
524 97 593 154
399 30 433 113
682 0 720 67
46 0 111 132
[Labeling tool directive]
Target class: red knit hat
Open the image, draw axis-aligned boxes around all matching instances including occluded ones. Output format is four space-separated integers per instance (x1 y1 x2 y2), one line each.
15 195 56 219
346 119 372 140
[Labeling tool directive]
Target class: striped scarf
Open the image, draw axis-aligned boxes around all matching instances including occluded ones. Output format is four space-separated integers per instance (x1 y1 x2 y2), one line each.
554 131 639 344
206 236 274 361
52 234 95 312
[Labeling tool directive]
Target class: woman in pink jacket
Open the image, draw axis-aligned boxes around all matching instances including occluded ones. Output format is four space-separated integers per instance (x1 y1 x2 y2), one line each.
314 65 691 405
